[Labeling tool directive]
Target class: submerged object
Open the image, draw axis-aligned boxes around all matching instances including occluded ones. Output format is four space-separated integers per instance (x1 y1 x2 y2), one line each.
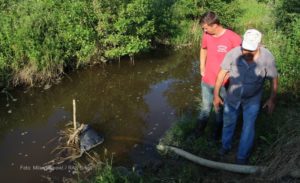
44 124 104 166
79 124 104 154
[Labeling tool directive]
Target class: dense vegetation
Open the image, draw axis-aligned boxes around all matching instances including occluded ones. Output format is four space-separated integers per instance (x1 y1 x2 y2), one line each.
273 0 300 98
0 0 298 93
0 0 241 87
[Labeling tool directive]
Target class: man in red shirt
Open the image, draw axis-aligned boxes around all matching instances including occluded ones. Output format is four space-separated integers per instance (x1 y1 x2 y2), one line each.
197 11 241 140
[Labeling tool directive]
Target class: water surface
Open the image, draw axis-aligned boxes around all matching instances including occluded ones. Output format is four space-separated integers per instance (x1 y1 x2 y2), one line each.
0 49 200 182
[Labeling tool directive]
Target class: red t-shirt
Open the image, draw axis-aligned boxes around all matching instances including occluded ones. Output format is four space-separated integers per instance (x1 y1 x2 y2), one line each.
201 29 241 86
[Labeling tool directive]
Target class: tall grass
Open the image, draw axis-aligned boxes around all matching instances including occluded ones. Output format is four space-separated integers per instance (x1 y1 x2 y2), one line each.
232 0 273 33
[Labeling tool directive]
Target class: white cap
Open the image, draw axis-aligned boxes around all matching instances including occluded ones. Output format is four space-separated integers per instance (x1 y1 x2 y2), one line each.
242 29 262 51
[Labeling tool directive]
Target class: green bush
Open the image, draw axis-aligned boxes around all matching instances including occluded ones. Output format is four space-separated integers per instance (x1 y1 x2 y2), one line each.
269 30 300 98
0 0 97 85
0 0 181 86
97 0 156 60
275 0 300 33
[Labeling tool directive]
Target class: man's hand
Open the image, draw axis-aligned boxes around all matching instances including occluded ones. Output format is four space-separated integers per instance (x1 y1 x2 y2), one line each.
263 98 276 114
213 69 228 111
213 95 223 112
200 67 205 76
263 77 278 114
200 48 207 77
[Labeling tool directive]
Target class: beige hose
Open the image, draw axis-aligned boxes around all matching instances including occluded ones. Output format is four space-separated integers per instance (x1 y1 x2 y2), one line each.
157 144 266 174
157 144 300 178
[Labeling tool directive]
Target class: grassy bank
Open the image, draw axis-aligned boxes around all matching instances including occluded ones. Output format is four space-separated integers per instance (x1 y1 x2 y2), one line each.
81 104 299 182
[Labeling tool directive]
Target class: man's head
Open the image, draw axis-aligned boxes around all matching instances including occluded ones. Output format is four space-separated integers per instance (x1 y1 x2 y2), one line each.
242 29 262 51
199 11 221 35
241 29 262 61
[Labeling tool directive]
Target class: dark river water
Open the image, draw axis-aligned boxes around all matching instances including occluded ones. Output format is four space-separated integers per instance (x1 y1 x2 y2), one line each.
0 49 201 182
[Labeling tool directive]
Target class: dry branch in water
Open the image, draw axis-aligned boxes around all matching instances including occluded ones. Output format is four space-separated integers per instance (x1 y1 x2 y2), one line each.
67 124 84 145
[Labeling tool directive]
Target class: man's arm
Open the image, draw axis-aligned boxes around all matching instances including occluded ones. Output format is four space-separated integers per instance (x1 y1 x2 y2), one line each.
213 69 229 111
263 77 278 114
200 48 207 76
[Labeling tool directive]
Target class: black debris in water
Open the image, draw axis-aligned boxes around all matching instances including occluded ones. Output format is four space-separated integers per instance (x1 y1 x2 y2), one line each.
79 124 104 154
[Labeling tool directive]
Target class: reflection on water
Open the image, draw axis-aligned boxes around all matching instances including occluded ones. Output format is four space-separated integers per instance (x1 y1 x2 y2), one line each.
0 49 200 182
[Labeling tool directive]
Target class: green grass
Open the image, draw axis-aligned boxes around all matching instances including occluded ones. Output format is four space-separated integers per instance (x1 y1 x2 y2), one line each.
233 0 274 33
